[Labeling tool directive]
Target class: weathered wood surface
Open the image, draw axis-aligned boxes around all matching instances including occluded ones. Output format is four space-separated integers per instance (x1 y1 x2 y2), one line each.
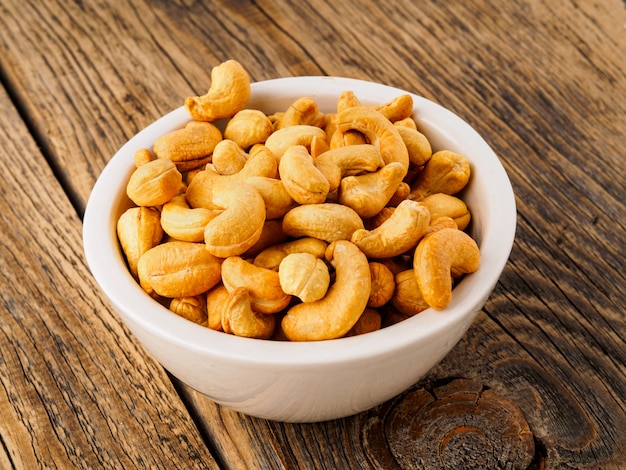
1 0 625 468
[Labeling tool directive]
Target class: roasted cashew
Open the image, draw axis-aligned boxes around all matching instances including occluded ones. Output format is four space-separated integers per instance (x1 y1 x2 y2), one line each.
253 237 328 271
279 97 327 129
245 176 296 220
134 148 154 167
278 145 330 204
221 256 291 314
169 296 207 325
334 106 409 172
375 94 414 123
206 283 229 331
211 139 248 175
409 150 470 201
264 125 327 161
345 308 382 337
117 206 163 278
367 262 395 308
222 287 276 339
126 158 183 207
137 241 222 298
279 252 330 303
223 109 274 149
392 269 430 316
387 181 411 207
337 90 362 112
396 126 432 169
185 59 251 121
153 121 222 172
281 240 372 341
351 199 431 258
241 219 288 258
421 193 471 230
413 228 480 309
339 162 407 218
314 144 383 191
160 194 218 242
282 203 364 242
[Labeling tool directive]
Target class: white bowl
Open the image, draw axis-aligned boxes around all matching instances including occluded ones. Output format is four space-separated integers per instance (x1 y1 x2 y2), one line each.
83 77 516 422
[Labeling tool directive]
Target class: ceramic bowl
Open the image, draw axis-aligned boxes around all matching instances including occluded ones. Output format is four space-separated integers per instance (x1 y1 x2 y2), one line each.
83 77 516 422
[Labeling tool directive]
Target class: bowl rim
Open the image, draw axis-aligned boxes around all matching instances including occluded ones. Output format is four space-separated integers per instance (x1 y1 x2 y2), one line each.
83 76 516 367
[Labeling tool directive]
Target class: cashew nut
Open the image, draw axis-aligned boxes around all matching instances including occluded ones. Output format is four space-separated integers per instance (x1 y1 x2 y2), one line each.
169 296 207 325
339 162 407 218
413 228 480 309
264 124 327 161
160 194 218 242
314 144 383 191
253 237 328 271
117 206 163 278
351 199 430 258
241 219 288 258
392 269 430 316
421 193 471 230
206 283 229 331
185 59 251 121
211 139 249 175
278 145 330 204
137 241 222 298
281 240 372 341
344 307 382 337
278 97 327 129
282 203 364 242
126 158 183 207
375 94 414 123
245 176 297 220
367 262 395 308
396 126 432 170
223 109 274 149
222 287 276 339
334 105 409 172
279 252 330 302
153 120 223 172
409 150 470 201
221 256 291 314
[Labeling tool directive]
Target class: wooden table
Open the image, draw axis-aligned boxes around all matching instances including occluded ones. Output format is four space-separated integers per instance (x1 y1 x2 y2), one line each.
1 0 625 468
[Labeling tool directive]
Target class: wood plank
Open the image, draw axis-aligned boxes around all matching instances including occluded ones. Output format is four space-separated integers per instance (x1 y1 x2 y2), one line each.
1 0 625 468
0 85 219 468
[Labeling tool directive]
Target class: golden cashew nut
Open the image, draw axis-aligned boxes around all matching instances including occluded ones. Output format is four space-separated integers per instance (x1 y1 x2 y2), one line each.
211 139 249 175
279 252 330 303
160 194 218 242
279 97 327 129
351 199 431 258
339 162 407 218
282 203 364 242
409 150 470 201
153 121 222 172
345 308 382 337
421 193 471 230
264 124 327 161
334 106 409 173
137 241 222 298
245 176 296 220
221 256 291 314
367 262 395 308
314 144 384 191
221 287 276 339
281 240 372 341
375 94 414 123
206 283 229 331
185 59 251 121
396 126 432 169
413 228 480 309
117 206 163 278
169 296 207 325
223 109 274 149
337 90 362 112
253 237 328 271
279 145 330 204
126 158 182 207
134 148 154 167
392 269 430 316
201 179 266 258
241 219 288 258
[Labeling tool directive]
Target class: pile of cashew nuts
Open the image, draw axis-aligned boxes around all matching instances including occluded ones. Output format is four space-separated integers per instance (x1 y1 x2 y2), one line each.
117 59 481 341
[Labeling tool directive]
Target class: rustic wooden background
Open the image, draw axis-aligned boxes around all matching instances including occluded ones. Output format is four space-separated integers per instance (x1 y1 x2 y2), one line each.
1 0 624 468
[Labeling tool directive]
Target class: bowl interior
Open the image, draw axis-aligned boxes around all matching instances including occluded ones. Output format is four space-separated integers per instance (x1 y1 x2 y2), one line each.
83 76 516 366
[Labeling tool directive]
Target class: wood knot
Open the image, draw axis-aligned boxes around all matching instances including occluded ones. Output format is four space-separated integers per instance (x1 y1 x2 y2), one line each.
382 378 535 469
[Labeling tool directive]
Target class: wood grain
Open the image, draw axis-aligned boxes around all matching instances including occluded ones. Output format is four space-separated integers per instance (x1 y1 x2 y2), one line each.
1 0 625 468
0 86 218 468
